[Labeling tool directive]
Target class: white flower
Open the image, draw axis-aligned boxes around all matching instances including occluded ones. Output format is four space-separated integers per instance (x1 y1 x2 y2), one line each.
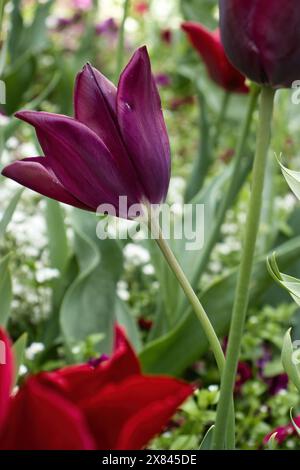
25 342 45 360
123 243 150 266
36 267 60 283
142 264 155 275
117 280 130 301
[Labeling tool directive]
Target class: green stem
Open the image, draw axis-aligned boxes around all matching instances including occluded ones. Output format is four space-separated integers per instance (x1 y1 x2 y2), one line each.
0 0 5 34
149 215 235 448
114 0 130 82
192 86 260 286
212 86 276 450
185 90 211 201
214 91 231 149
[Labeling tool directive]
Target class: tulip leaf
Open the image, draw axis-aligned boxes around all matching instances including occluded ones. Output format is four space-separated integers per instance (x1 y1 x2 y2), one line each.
12 332 28 386
60 210 123 356
267 253 300 306
267 433 278 450
276 154 300 201
140 236 300 375
199 425 214 450
45 200 69 273
0 187 23 240
281 329 300 394
115 298 142 352
0 254 12 327
181 0 217 28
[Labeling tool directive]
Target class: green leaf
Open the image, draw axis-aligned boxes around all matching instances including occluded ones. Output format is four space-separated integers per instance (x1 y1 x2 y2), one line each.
7 0 23 62
180 0 217 28
140 236 300 375
281 329 300 394
199 425 214 450
267 433 278 450
267 253 300 306
0 254 12 326
276 153 300 201
0 187 23 240
60 210 123 355
45 200 69 273
12 332 27 386
115 298 141 352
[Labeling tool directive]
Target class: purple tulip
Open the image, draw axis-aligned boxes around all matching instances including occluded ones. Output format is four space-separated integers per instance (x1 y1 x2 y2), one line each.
219 0 300 88
95 18 118 37
2 47 171 219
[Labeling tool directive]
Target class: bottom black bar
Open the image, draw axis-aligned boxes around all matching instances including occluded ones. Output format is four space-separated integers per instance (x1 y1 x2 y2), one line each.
0 449 299 465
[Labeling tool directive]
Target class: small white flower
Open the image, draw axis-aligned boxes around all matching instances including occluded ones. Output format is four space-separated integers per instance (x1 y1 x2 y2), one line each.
142 264 155 275
36 267 60 283
19 364 28 376
123 243 150 266
117 280 130 301
25 342 45 360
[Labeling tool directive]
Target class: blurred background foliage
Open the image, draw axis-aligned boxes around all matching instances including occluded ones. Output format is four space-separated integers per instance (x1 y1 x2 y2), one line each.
0 0 300 450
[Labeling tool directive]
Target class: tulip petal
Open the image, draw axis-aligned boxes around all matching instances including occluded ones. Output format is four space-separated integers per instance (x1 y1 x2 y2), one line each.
0 377 95 450
0 329 14 429
15 111 141 214
74 63 118 136
74 64 143 197
181 22 248 93
117 46 171 204
40 325 141 405
83 376 193 450
2 157 92 210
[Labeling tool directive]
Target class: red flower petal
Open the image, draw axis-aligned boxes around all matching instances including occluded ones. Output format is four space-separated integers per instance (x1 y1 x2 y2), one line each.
39 325 141 405
0 329 14 429
0 377 95 450
181 21 248 94
83 375 193 450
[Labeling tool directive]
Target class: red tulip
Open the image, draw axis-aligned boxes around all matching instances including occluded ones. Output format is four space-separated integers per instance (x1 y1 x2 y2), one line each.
0 328 192 450
263 415 300 446
219 0 300 88
181 21 248 94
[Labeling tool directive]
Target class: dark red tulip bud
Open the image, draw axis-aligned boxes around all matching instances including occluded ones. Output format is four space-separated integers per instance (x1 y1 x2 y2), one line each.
219 0 300 88
182 21 248 94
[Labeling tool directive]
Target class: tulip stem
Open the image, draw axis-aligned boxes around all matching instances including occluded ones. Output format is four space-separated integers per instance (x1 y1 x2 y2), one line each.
214 91 230 149
212 86 275 450
191 85 260 285
114 0 130 82
149 215 235 448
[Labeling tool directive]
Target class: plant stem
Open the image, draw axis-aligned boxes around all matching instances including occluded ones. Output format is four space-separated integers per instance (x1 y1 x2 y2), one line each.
191 86 260 286
114 0 130 82
148 215 235 448
214 91 230 149
185 90 211 201
212 86 276 450
0 0 5 34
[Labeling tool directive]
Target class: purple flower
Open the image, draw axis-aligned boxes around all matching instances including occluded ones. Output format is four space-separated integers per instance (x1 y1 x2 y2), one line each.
72 0 92 10
95 18 118 37
257 345 289 396
2 47 171 219
154 73 171 88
